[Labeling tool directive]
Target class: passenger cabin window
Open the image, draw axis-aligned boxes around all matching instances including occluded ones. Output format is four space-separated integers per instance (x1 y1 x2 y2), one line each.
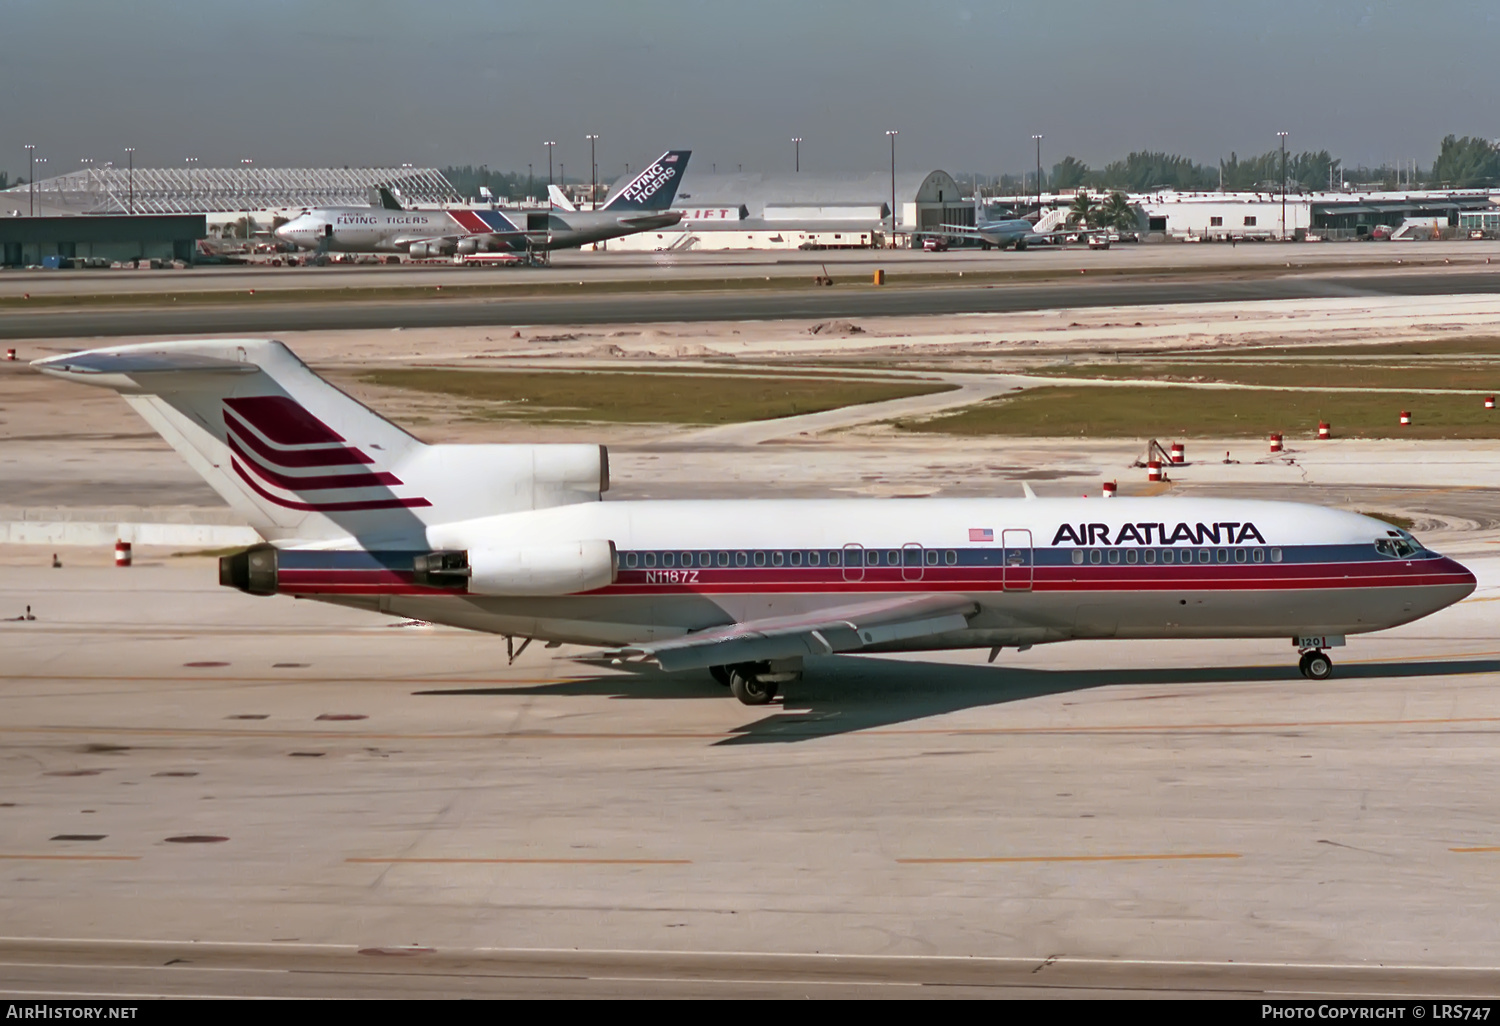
1144 549 1157 564
925 550 939 566
644 552 657 568
1108 549 1120 564
1270 547 1283 562
1161 549 1174 564
697 552 710 567
828 550 841 566
717 551 729 567
1235 548 1247 563
1216 549 1228 563
1072 550 1084 565
625 552 638 568
1198 549 1211 563
1089 550 1102 565
735 551 748 567
945 550 957 565
790 551 802 567
1126 549 1138 564
772 551 784 566
753 551 765 567
809 551 821 566
662 552 675 567
1252 548 1265 563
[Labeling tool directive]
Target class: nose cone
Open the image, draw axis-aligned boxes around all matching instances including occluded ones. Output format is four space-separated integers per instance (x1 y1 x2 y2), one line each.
1442 556 1479 599
275 217 314 250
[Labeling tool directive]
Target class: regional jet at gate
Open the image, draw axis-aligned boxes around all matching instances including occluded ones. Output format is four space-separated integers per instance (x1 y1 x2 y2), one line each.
35 340 1475 705
274 150 689 259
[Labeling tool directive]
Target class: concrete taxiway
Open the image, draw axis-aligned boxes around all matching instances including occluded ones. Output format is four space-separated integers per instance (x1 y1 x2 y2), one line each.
5 268 1500 340
1 556 1498 998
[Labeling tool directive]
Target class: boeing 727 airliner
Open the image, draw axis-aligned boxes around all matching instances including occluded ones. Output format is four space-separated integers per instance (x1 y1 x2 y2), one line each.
34 340 1476 705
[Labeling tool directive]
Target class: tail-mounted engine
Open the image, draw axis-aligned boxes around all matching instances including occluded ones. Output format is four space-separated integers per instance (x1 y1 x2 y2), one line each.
219 543 278 595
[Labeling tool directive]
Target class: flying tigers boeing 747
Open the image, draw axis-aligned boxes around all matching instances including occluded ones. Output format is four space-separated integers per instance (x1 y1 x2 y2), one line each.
274 150 689 258
34 340 1476 705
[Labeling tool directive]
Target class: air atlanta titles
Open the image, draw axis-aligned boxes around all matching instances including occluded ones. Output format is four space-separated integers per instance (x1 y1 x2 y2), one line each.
1052 521 1268 547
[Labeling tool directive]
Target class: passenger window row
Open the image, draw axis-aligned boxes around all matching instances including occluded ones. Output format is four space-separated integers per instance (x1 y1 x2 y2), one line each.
1070 547 1282 566
621 549 965 569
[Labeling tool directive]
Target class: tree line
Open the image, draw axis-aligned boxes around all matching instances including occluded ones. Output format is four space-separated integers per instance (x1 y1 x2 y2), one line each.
996 134 1500 195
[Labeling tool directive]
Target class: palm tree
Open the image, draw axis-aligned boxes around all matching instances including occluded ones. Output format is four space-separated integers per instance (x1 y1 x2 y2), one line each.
1101 191 1137 232
1067 191 1098 227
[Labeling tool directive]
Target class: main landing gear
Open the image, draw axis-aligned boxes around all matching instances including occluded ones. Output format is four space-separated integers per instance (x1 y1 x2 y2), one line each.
1298 650 1333 680
709 660 802 706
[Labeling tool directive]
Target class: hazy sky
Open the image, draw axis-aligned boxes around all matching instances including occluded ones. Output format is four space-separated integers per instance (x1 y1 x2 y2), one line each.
4 1 1498 178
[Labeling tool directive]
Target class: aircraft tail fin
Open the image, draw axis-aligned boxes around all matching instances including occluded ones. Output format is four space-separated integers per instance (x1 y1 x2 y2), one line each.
547 184 577 212
370 186 403 210
33 341 608 547
602 150 690 211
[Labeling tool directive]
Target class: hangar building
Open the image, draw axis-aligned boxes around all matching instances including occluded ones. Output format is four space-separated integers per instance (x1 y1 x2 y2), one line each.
608 169 972 250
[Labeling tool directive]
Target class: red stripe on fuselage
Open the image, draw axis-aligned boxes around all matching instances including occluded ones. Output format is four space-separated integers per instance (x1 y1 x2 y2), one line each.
448 209 491 234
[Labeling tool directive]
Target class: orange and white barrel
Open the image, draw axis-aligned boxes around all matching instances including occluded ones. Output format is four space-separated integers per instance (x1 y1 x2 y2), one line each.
1486 396 1495 410
1147 460 1163 483
1269 432 1283 453
4 349 15 361
1399 410 1412 426
1102 480 1117 498
1169 442 1185 464
1317 421 1331 440
114 540 132 567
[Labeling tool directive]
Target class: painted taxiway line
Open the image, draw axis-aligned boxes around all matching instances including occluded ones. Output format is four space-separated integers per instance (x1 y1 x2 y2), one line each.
896 852 1242 865
0 854 140 862
345 857 692 866
3 712 1500 744
1449 846 1500 853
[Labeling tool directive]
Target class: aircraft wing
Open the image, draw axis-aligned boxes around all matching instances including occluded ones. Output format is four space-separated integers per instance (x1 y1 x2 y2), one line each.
599 593 977 672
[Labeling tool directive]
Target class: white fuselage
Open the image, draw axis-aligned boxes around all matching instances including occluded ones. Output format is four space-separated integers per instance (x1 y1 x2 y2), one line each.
277 497 1476 651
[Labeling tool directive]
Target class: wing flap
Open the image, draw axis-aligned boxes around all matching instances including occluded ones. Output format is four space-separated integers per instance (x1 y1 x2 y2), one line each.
606 593 976 672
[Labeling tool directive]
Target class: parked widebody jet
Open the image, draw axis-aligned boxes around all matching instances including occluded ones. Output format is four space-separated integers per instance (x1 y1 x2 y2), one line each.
36 340 1476 705
274 150 689 258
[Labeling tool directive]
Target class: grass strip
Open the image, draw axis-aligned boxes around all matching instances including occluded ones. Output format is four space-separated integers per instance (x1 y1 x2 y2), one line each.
1030 362 1500 391
898 385 1500 439
359 368 955 425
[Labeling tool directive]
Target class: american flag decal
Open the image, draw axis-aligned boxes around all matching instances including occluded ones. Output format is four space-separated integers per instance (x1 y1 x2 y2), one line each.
969 528 994 542
665 154 679 162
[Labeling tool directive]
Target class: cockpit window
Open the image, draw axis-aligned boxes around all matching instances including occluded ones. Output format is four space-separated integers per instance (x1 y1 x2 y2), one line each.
1375 535 1421 558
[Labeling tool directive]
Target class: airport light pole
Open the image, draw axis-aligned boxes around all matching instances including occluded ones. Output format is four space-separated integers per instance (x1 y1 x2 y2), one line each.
1277 131 1288 239
793 136 801 173
25 145 34 216
886 130 898 248
544 141 556 187
125 147 135 214
1032 134 1043 213
586 133 599 210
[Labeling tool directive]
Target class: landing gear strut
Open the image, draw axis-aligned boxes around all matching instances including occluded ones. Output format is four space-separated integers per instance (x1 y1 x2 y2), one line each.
1298 650 1333 680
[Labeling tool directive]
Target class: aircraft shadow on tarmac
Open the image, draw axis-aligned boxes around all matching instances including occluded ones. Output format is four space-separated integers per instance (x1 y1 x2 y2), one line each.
413 655 1500 744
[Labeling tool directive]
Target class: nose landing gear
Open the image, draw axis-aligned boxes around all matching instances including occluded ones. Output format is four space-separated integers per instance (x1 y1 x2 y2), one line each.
1298 650 1333 680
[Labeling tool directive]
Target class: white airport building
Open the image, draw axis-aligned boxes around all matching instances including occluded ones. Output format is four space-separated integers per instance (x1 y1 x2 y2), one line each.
608 169 974 251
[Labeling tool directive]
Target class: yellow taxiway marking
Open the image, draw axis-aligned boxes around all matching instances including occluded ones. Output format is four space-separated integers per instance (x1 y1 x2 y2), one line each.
896 852 1242 865
346 857 691 866
0 854 140 862
1450 847 1500 853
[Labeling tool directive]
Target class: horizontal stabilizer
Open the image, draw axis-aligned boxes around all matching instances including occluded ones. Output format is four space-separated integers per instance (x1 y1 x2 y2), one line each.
36 351 256 377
